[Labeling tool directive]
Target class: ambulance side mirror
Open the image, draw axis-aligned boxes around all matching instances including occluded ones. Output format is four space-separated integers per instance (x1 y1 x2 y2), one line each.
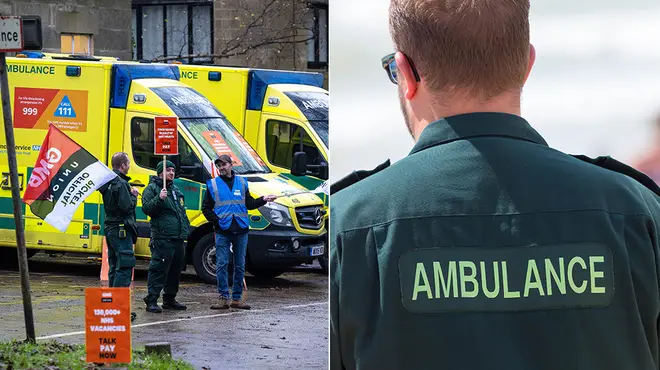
291 152 308 177
318 162 329 180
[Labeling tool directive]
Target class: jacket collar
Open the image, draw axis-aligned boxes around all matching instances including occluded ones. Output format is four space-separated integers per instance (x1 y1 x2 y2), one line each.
409 112 548 156
150 175 173 188
220 170 236 180
113 169 131 181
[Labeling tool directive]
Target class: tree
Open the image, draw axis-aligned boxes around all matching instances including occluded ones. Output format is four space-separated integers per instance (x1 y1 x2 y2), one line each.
142 0 321 68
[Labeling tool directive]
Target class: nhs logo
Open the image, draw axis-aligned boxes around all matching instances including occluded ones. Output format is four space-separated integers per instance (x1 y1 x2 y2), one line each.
32 145 41 151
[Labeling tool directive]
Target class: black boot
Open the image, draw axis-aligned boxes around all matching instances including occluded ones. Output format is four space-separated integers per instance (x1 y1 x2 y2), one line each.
162 300 187 310
131 312 137 322
145 302 162 313
143 296 162 313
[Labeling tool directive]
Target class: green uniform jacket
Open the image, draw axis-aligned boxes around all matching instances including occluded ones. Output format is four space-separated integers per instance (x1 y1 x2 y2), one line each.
98 170 138 242
141 176 190 240
330 112 660 370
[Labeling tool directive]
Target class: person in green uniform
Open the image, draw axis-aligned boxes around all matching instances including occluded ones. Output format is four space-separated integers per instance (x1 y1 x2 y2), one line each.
98 152 139 321
330 1 660 370
141 160 190 313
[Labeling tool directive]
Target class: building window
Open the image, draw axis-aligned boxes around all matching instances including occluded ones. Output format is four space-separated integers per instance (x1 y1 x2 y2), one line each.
61 34 93 55
306 2 328 69
132 2 213 63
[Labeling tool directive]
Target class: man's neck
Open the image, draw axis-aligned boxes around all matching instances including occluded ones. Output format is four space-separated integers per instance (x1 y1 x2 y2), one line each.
410 92 522 141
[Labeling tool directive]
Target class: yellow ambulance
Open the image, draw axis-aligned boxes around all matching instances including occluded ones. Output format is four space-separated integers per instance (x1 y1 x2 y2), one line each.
175 66 328 199
0 53 327 283
175 65 330 270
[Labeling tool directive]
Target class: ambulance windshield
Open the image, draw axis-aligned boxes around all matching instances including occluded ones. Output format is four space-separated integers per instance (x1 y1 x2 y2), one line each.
152 86 271 174
284 91 329 148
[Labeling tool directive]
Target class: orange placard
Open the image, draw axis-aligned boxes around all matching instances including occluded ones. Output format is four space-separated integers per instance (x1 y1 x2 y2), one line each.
201 131 243 166
85 287 132 363
154 116 178 155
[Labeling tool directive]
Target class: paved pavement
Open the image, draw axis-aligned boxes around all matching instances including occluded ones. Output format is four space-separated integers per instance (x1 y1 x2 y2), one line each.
0 253 328 369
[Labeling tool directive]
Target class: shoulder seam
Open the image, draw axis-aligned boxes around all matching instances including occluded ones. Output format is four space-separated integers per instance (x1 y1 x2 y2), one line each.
334 208 654 235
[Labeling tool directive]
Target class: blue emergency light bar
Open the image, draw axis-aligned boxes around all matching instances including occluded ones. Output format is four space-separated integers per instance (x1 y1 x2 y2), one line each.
18 51 45 58
246 70 325 111
110 64 180 109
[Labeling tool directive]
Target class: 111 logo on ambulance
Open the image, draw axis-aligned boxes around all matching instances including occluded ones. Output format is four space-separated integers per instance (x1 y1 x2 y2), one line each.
54 95 76 118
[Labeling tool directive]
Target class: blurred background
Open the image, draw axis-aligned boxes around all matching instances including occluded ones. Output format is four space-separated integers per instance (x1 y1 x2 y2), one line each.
329 0 660 184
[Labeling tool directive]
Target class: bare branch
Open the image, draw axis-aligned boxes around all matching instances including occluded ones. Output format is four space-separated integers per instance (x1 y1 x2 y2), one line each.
151 34 316 62
148 0 323 65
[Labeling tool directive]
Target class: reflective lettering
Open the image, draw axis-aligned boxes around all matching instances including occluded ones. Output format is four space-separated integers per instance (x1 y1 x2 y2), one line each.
433 261 458 298
459 261 478 298
412 263 432 300
480 261 500 298
589 256 606 294
523 260 545 297
502 261 520 298
568 257 587 294
545 257 566 296
7 64 56 75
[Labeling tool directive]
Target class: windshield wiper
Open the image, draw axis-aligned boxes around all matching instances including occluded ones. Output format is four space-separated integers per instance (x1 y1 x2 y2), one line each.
241 170 270 175
178 116 226 120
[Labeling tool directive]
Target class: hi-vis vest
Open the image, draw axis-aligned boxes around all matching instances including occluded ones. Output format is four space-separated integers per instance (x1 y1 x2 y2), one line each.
207 176 249 230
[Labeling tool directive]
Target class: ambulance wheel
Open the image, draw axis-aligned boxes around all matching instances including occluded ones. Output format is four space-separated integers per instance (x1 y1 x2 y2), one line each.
26 249 39 259
318 253 328 273
318 231 329 273
192 233 234 286
0 247 17 268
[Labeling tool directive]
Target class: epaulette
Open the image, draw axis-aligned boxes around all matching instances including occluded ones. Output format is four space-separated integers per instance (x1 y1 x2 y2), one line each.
571 154 660 197
330 159 391 195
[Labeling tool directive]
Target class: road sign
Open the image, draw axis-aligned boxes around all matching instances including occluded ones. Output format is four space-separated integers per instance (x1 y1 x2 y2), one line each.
154 116 178 155
85 287 132 363
0 17 23 52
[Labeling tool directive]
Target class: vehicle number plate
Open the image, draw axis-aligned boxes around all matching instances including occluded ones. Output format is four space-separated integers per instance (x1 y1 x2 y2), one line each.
310 246 324 256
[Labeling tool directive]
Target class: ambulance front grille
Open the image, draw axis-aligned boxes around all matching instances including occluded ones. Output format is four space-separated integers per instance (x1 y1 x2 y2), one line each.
294 206 324 230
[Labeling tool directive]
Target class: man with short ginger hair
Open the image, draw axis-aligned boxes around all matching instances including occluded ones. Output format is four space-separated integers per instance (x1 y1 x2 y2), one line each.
330 0 660 369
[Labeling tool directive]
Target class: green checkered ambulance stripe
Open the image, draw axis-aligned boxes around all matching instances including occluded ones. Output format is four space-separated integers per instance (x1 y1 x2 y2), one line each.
0 165 33 229
2 179 261 232
0 197 26 230
278 173 328 205
173 179 201 210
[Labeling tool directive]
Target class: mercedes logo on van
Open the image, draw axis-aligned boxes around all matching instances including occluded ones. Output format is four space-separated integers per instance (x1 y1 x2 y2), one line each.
314 208 323 225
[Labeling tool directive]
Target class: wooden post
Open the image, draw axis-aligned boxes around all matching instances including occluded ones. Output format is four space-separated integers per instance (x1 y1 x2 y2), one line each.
0 52 35 342
162 155 166 190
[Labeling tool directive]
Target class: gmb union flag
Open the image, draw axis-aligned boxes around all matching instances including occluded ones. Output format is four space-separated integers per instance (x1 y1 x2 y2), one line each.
22 124 116 232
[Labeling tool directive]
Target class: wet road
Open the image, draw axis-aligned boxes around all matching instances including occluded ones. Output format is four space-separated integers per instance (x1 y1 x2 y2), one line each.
0 253 328 369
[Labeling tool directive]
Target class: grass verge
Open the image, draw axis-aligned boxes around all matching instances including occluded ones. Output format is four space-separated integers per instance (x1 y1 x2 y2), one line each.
0 339 194 370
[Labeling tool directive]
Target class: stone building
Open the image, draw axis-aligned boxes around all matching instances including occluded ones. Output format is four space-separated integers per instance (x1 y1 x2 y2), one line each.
131 0 328 77
0 0 133 61
0 0 327 82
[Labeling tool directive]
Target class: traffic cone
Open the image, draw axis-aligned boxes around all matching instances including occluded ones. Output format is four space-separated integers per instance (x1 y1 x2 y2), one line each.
100 237 109 287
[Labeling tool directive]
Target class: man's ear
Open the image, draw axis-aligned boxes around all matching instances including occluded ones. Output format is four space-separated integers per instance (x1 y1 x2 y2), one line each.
523 43 536 84
395 52 418 100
